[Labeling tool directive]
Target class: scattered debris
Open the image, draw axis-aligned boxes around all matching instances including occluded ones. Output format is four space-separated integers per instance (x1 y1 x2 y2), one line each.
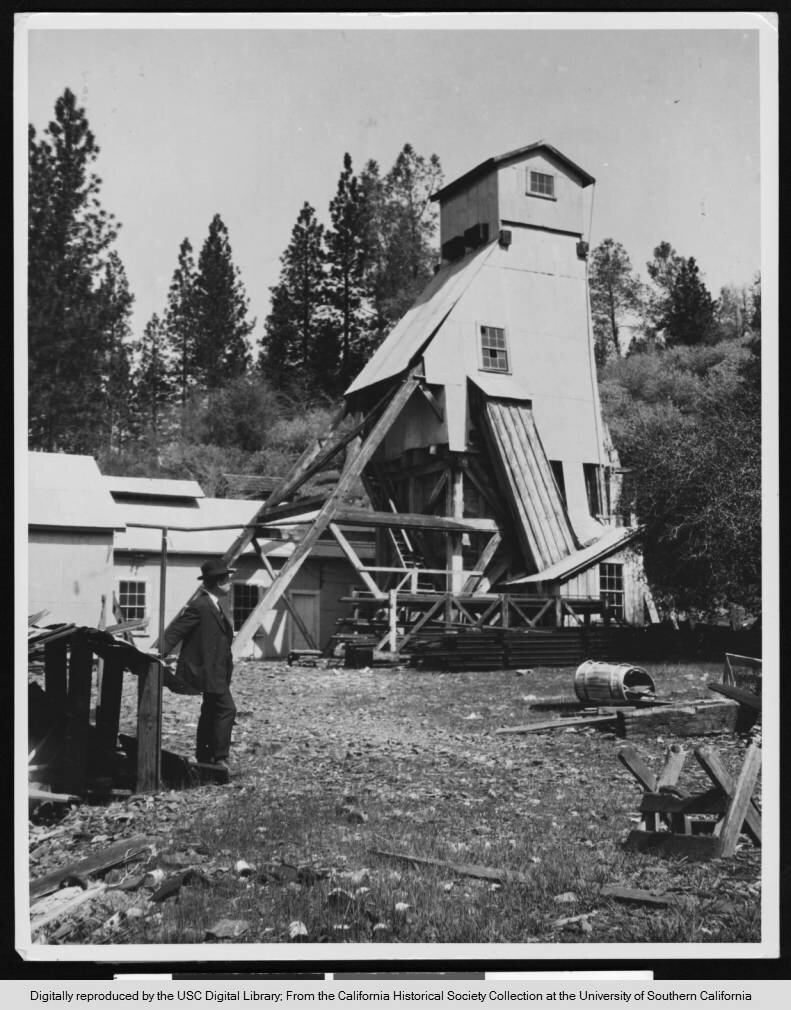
150 867 208 902
288 920 308 939
598 884 681 908
206 918 250 940
30 883 107 935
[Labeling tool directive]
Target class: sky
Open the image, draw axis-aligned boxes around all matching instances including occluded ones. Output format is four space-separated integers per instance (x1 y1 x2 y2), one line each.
21 13 772 348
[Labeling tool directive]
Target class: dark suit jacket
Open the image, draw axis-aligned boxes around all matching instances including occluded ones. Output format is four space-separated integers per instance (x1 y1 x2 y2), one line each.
162 590 234 694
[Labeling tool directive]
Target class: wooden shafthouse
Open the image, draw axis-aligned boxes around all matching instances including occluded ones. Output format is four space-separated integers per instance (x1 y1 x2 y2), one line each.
188 141 656 660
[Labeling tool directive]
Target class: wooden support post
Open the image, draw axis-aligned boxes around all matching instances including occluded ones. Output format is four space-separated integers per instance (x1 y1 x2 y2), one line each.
329 523 386 600
44 639 68 716
136 659 163 793
554 595 563 628
157 528 168 651
462 532 502 595
96 594 107 703
716 742 761 856
445 465 465 597
62 634 94 797
502 594 511 629
95 651 125 752
231 372 420 658
388 589 398 653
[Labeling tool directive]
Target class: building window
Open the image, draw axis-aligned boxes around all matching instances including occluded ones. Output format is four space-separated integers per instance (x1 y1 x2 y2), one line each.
480 325 509 372
118 580 147 621
583 462 602 516
600 563 624 621
528 169 555 198
232 583 261 631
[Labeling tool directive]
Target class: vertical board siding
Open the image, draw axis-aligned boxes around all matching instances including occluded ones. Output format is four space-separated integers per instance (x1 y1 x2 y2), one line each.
481 398 577 571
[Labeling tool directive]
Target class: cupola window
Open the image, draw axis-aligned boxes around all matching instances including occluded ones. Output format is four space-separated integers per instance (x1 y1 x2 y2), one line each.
528 169 555 199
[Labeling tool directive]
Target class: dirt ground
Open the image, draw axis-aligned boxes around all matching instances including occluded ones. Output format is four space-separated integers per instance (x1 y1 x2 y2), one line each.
27 658 763 947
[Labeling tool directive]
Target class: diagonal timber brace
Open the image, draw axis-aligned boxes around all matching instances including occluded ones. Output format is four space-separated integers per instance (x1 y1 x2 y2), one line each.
231 371 422 658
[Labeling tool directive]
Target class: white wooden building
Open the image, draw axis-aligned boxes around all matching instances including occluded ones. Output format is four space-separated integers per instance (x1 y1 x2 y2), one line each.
27 454 375 657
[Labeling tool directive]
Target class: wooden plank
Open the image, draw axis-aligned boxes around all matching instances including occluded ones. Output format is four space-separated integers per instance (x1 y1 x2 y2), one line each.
231 373 421 658
623 830 722 861
395 596 445 652
495 713 617 735
95 651 125 751
62 634 93 797
694 745 761 845
331 506 499 534
136 660 163 793
463 533 503 595
370 848 530 885
717 742 761 856
598 885 680 908
329 523 386 599
30 835 161 900
639 788 727 815
708 681 761 711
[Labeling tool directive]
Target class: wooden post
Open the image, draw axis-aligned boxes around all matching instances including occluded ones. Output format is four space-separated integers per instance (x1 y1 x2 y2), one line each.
62 633 94 796
695 745 762 845
388 589 398 653
554 595 563 628
96 594 107 703
137 659 163 793
44 639 68 716
157 528 168 651
95 651 125 752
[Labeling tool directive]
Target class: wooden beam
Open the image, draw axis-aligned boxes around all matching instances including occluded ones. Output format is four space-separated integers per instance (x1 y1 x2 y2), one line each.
331 507 499 534
695 745 761 846
249 538 318 652
231 373 421 658
657 744 687 789
328 523 386 599
425 469 449 512
30 836 161 901
495 714 618 734
395 596 446 652
617 745 659 792
462 532 502 595
416 383 444 421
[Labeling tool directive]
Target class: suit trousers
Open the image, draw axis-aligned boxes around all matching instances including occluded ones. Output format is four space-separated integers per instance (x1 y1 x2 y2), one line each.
196 686 236 763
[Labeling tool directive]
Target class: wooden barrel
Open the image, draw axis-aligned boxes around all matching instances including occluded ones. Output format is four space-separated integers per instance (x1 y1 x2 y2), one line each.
574 660 655 705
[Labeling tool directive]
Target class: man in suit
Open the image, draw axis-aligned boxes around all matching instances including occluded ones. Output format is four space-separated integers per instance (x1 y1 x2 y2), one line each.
161 559 237 770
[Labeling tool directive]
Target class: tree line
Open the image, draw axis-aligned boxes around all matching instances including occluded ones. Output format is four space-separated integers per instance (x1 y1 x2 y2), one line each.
28 88 762 618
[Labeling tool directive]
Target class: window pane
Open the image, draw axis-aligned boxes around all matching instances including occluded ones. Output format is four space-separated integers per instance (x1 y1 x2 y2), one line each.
118 581 146 621
480 326 509 371
232 583 261 631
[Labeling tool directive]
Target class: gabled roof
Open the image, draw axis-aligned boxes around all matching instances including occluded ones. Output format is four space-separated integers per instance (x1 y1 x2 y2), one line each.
501 526 638 586
430 141 595 204
345 241 496 397
29 452 124 531
105 475 204 500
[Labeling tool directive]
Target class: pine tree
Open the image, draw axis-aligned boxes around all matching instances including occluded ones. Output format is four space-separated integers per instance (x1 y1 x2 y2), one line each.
375 144 443 324
97 252 135 453
28 88 133 453
164 238 200 408
646 242 717 346
193 214 254 387
588 238 643 363
259 202 328 394
133 313 173 441
325 153 370 390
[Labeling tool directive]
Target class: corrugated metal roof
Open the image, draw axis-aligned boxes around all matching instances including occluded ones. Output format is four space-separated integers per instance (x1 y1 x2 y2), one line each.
502 526 637 585
344 242 496 397
430 141 595 204
105 475 204 499
28 452 124 531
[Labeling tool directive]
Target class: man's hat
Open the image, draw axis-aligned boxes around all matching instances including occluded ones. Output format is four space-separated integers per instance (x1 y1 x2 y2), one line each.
198 559 236 581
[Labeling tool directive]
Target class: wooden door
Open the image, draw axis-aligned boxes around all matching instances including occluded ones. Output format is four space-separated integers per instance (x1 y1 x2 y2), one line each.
288 591 320 651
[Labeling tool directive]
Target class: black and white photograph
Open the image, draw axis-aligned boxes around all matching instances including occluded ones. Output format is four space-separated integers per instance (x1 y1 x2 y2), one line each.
16 12 778 965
